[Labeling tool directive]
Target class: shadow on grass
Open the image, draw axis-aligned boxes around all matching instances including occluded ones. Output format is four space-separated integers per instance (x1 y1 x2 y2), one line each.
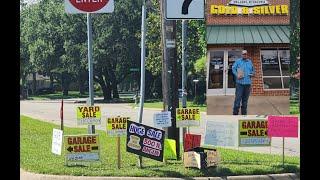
144 164 234 178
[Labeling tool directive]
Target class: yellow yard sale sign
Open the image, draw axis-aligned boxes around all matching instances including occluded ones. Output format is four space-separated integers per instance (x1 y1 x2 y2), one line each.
64 134 100 163
176 108 200 127
106 116 129 136
76 106 101 125
239 119 271 147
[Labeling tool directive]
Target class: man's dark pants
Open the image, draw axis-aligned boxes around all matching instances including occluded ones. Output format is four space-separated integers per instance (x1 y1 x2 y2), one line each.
233 83 251 115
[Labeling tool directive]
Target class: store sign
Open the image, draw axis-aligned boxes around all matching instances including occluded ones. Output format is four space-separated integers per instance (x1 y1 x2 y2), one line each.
239 119 271 147
210 0 288 15
229 0 269 7
126 120 165 162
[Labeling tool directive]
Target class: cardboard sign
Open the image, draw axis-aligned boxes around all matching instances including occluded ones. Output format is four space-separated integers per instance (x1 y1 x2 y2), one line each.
184 134 201 152
164 139 177 160
126 120 165 162
176 108 200 127
239 119 271 147
267 116 299 137
106 116 129 136
183 147 219 169
64 134 100 163
76 106 101 125
183 151 201 169
153 111 172 128
204 121 237 147
51 129 63 155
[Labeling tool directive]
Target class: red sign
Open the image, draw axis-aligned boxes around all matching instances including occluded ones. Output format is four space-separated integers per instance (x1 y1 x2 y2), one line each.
69 0 109 12
184 134 201 152
267 116 299 137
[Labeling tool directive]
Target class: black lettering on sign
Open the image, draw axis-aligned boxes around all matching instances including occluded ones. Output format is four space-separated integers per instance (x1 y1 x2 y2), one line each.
182 0 193 15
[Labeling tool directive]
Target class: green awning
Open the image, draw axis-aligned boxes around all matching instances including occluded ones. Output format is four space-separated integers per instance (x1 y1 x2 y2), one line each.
206 25 290 44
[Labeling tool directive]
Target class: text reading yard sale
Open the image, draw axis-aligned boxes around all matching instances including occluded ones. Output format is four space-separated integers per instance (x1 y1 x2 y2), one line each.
77 106 101 125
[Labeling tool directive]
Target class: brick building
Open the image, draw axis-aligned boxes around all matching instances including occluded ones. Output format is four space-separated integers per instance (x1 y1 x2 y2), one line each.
205 0 290 97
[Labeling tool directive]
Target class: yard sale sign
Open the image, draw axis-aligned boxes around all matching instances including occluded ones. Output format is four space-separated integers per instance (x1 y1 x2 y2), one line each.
64 134 100 164
239 119 270 147
106 116 129 136
126 120 165 162
76 106 101 125
176 108 200 127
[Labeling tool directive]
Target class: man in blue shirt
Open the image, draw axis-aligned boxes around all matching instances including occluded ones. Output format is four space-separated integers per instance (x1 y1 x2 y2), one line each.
232 50 255 115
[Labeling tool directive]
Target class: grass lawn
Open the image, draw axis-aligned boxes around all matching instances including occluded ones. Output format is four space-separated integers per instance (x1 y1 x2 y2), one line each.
290 100 300 115
20 115 299 177
131 101 207 112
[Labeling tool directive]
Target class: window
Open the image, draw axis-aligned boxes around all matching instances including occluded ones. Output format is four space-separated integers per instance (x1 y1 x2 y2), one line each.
261 49 290 89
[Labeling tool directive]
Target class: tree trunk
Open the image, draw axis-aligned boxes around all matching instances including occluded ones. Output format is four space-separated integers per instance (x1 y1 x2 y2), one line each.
50 74 54 90
79 69 86 95
32 72 37 95
94 75 112 100
110 72 119 99
61 72 69 96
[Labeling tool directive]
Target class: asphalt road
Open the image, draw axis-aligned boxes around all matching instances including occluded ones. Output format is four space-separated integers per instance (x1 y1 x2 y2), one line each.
20 99 300 157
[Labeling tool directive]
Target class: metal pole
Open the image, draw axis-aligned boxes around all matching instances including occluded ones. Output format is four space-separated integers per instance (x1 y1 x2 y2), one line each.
87 13 95 134
181 20 187 150
137 1 146 168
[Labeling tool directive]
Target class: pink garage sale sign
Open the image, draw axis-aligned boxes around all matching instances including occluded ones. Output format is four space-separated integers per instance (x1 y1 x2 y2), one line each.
267 116 298 137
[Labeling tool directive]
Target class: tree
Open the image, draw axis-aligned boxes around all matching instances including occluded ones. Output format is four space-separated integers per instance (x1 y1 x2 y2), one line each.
92 0 142 100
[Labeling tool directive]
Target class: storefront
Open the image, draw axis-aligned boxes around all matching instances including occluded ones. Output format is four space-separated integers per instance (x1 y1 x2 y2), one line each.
206 0 290 97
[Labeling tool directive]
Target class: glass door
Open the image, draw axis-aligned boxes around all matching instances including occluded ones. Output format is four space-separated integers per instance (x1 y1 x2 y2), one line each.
225 50 242 95
207 51 225 95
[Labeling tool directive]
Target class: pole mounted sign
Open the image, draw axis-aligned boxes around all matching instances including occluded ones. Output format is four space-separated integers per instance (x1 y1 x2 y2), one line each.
166 0 205 20
65 0 114 14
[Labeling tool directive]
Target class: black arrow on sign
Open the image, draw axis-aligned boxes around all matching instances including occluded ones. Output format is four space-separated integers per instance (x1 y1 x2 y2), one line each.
240 131 247 135
182 0 193 15
91 146 98 150
67 146 73 152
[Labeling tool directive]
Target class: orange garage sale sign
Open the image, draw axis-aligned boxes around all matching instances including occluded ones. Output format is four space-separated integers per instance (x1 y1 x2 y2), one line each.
64 134 100 164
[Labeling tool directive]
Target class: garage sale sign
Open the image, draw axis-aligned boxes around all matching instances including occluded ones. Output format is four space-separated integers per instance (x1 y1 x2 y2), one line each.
64 134 100 163
239 119 270 147
76 106 101 125
176 108 200 127
65 0 114 14
106 116 129 136
126 120 165 162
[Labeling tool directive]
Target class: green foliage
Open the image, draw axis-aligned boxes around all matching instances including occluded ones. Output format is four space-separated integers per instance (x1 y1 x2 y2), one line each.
21 115 299 177
194 56 206 75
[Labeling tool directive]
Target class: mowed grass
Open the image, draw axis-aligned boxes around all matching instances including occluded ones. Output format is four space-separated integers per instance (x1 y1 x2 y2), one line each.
290 100 300 115
20 116 299 177
131 101 207 112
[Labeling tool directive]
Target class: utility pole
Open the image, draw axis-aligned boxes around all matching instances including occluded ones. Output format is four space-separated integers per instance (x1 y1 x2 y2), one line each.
160 0 180 160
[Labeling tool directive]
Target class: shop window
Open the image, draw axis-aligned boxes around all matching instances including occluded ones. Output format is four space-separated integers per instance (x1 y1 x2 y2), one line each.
261 49 290 89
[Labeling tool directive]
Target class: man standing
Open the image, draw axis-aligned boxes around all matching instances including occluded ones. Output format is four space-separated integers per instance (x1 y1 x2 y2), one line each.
232 50 255 115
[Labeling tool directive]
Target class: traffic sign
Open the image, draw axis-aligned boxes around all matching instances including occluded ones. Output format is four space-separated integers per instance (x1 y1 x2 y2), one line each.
166 0 204 20
130 68 140 72
65 0 114 14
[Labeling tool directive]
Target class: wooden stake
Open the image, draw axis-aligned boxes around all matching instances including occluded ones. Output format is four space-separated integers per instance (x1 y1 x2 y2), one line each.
117 136 121 169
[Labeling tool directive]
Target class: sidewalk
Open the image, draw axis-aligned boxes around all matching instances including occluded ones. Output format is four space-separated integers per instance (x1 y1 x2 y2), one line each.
207 96 289 115
20 169 299 180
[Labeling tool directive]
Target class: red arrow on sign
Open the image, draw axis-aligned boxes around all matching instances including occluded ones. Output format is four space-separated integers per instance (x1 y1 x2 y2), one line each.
69 0 109 12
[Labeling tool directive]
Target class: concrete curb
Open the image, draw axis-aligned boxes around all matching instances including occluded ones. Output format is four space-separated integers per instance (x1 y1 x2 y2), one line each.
20 169 299 180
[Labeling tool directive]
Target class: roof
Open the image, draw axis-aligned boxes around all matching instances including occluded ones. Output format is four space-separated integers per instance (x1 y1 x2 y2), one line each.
206 25 290 44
